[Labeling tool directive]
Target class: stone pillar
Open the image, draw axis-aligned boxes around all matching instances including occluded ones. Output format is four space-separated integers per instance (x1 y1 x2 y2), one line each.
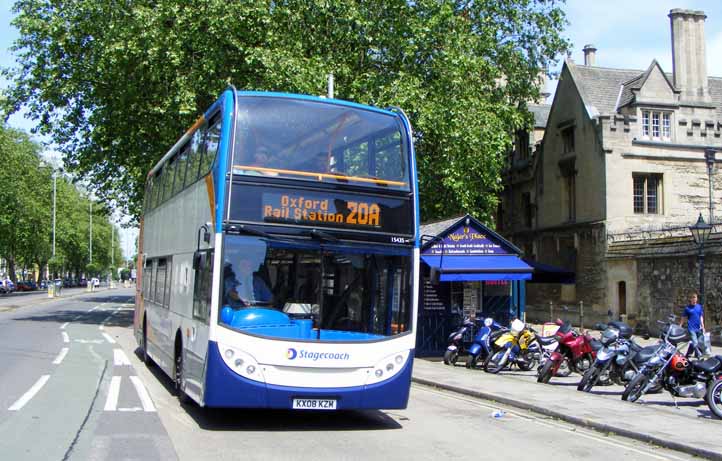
669 9 709 101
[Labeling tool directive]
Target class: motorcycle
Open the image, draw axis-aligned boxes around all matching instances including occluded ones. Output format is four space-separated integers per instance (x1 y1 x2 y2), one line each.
485 319 541 374
622 320 722 404
707 375 722 419
537 320 602 384
443 317 475 365
577 321 655 392
465 318 507 369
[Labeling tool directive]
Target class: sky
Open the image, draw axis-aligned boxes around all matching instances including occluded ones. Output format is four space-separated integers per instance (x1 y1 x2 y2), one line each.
1 0 721 258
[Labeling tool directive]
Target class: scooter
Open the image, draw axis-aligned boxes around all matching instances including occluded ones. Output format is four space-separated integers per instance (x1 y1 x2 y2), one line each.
444 317 475 365
537 320 601 383
465 318 506 369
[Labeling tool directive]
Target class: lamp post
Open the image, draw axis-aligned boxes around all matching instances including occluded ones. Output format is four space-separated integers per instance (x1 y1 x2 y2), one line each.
705 148 716 224
690 213 713 304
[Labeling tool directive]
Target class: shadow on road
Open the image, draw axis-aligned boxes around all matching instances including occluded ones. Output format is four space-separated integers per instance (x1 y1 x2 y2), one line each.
134 348 403 432
14 307 134 328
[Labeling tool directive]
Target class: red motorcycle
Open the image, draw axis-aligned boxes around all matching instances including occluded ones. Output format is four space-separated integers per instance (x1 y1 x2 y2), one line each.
537 320 601 383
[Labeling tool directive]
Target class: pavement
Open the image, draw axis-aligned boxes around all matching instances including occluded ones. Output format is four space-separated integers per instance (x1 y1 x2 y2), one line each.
412 349 722 460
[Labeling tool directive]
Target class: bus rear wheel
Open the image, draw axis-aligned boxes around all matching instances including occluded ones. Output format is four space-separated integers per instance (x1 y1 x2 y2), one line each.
142 318 151 365
174 341 190 404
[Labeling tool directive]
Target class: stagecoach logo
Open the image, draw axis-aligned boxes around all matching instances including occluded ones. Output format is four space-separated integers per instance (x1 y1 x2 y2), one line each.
286 347 350 361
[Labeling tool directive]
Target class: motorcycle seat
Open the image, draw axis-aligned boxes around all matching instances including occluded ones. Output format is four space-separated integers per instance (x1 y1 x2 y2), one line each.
633 345 658 364
590 338 603 351
537 335 558 346
692 357 722 373
629 341 643 352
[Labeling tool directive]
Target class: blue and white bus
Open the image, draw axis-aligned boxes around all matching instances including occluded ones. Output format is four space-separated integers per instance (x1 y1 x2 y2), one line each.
134 89 420 409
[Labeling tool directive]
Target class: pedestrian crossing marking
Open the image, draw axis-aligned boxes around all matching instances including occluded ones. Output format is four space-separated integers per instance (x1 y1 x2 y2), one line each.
103 376 156 412
113 348 131 366
102 332 116 344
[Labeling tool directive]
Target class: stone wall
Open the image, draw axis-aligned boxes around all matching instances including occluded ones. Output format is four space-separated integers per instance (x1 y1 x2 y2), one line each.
636 252 722 337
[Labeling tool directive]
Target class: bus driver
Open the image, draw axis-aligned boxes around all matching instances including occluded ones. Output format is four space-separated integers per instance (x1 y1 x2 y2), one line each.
223 260 273 309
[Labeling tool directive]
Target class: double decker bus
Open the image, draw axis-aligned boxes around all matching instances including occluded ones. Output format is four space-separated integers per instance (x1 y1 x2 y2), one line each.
134 89 419 409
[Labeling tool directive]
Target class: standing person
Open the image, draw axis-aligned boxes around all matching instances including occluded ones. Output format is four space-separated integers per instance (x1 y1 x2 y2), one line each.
680 292 706 357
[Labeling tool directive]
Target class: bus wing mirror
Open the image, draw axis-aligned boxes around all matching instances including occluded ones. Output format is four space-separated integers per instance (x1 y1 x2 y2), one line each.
193 251 206 271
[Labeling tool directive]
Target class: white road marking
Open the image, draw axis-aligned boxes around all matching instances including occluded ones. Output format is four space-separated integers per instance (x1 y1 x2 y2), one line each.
9 375 50 411
60 322 69 330
118 407 143 412
104 376 121 411
74 339 104 344
89 305 101 312
113 349 131 366
99 324 104 331
62 332 70 343
413 385 686 461
102 332 116 344
52 347 69 365
130 376 156 412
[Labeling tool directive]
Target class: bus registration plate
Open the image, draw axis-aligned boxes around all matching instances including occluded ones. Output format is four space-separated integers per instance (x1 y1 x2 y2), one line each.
292 398 337 410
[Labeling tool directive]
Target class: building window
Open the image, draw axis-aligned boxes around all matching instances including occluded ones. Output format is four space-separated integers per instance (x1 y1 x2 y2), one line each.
561 126 575 153
516 130 530 161
560 160 576 222
633 174 662 214
641 110 671 141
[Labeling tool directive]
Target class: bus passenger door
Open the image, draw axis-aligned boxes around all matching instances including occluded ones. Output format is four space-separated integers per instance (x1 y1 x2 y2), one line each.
188 249 213 396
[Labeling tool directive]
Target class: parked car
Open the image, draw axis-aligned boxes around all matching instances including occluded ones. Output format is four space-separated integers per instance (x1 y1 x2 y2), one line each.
16 281 32 291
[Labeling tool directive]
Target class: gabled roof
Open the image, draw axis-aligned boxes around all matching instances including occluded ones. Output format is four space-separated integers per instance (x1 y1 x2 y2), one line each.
565 59 722 120
420 214 523 255
528 103 551 128
617 60 678 109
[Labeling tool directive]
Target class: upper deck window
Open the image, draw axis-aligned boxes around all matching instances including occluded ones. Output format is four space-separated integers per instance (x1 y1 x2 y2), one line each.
233 97 410 191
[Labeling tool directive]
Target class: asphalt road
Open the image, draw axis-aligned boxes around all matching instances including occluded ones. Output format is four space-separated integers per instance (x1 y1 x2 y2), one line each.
0 288 696 461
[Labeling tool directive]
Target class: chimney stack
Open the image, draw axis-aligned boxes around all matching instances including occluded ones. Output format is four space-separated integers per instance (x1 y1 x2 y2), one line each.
583 44 597 66
669 9 709 101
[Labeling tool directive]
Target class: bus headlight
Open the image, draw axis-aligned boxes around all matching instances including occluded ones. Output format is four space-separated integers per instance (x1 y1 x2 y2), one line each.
367 350 410 385
217 342 265 383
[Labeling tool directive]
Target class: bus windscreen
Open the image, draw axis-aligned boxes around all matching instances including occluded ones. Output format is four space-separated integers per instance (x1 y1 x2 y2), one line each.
232 96 410 190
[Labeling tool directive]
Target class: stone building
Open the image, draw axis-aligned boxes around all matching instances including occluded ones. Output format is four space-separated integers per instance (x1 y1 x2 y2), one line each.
499 9 722 334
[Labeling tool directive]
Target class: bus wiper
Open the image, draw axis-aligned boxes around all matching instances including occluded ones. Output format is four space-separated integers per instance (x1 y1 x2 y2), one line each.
307 228 339 243
225 224 274 239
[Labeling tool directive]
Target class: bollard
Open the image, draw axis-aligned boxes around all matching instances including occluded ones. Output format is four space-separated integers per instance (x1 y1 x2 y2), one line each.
549 301 554 322
48 284 54 298
579 301 584 329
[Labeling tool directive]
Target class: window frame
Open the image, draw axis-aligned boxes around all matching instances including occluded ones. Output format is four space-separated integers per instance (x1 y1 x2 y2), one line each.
633 173 663 215
641 109 672 142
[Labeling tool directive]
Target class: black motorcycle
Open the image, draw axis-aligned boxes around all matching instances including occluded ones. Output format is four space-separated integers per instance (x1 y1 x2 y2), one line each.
443 317 475 365
577 322 660 392
623 320 721 403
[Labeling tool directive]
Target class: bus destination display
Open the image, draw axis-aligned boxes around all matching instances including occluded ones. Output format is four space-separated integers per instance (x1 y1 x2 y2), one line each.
263 193 381 227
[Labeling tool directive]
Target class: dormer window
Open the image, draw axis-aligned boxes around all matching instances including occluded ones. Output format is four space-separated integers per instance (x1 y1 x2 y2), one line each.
641 110 671 141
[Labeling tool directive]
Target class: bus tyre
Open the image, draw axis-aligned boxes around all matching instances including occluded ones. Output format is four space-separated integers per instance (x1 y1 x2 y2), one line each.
175 345 190 404
142 319 151 365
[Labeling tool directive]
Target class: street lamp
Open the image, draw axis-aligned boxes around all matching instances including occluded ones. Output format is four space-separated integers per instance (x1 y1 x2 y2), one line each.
690 213 713 304
705 148 716 224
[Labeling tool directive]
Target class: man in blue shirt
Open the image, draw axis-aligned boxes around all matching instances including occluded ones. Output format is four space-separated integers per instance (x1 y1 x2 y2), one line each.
680 292 706 357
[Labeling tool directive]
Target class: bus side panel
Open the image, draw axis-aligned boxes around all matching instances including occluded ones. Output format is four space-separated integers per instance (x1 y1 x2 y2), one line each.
203 341 414 409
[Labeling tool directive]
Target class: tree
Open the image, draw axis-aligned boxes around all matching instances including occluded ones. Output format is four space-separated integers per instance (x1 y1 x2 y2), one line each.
4 0 568 224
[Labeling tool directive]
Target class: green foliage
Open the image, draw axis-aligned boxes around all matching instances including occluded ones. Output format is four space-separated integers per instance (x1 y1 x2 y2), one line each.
0 122 122 280
4 0 569 224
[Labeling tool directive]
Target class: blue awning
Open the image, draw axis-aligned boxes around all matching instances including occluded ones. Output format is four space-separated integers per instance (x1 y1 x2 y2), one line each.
421 255 533 281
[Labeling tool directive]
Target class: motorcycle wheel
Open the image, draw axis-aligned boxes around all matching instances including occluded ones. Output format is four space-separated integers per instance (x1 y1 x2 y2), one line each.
556 357 572 377
517 351 538 371
706 378 722 419
465 353 482 369
443 349 459 366
574 355 593 374
485 351 506 374
622 373 649 402
577 366 600 392
537 359 554 383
